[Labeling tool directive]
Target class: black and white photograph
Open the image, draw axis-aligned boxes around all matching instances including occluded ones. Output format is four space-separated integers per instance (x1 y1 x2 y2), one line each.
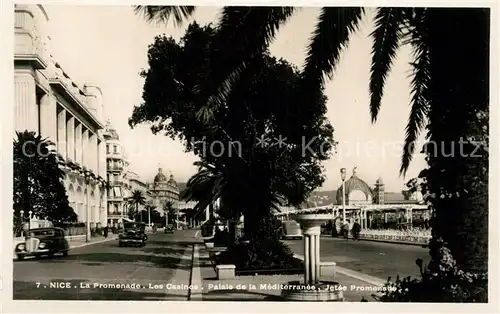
2 2 497 311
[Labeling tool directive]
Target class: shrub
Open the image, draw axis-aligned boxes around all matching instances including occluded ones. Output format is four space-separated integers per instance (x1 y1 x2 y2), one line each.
201 219 215 237
216 238 302 271
213 228 232 247
373 239 487 302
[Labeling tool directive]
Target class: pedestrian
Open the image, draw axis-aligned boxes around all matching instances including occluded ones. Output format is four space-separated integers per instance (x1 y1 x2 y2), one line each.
352 220 361 241
343 221 350 241
103 226 108 238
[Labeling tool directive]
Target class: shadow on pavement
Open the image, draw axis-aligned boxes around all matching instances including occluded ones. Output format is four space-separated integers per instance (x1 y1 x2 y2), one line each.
203 289 283 301
148 240 200 246
13 279 187 300
141 245 188 257
33 252 192 270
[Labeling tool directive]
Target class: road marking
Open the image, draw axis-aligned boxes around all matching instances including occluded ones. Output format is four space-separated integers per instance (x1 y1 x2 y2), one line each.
293 254 386 287
188 244 203 301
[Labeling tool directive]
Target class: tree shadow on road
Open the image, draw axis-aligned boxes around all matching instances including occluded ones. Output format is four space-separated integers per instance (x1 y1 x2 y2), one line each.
202 289 283 301
13 279 188 300
148 240 200 246
34 252 192 270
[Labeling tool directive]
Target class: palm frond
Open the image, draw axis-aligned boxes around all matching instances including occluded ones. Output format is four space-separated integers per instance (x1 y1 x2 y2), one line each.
369 8 405 123
400 9 430 176
134 6 196 27
199 7 295 123
302 7 364 89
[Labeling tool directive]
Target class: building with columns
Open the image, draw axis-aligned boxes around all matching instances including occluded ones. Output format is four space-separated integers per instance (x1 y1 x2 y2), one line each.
103 120 133 227
14 4 107 226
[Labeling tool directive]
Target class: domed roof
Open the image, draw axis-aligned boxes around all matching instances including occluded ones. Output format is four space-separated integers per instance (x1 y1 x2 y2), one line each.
376 177 384 185
336 168 374 204
104 119 119 140
154 168 168 183
168 174 177 186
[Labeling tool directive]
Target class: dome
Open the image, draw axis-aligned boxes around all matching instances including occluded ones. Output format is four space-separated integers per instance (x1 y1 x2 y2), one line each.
104 119 119 140
376 177 384 185
154 168 168 183
336 168 374 204
168 174 177 186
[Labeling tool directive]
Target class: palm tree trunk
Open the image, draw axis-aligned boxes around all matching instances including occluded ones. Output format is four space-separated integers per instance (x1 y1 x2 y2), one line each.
425 8 489 274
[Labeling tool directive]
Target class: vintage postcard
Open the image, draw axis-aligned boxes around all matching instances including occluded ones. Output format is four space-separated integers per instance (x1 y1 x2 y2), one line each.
2 2 498 313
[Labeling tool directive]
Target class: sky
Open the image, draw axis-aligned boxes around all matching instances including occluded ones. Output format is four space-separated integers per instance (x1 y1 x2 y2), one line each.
43 5 427 192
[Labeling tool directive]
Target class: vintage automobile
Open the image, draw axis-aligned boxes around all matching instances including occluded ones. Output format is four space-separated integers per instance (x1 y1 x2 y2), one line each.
15 227 69 261
281 220 303 240
119 222 147 247
164 224 175 234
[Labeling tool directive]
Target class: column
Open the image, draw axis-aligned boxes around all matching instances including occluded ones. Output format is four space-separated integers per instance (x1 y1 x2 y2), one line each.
315 234 320 280
310 235 316 282
66 116 75 161
39 93 57 142
304 235 310 284
75 123 82 165
57 109 67 160
82 129 89 168
14 73 37 132
89 133 97 173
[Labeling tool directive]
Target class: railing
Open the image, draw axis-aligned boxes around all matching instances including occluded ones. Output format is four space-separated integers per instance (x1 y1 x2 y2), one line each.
359 229 431 244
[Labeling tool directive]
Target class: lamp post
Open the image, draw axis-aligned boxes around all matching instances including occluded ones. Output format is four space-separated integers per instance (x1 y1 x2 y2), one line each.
147 206 151 227
85 176 91 243
28 210 32 231
20 210 25 237
340 168 347 224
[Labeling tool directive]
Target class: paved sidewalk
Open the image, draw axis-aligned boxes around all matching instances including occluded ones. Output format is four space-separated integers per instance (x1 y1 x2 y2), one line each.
190 244 379 302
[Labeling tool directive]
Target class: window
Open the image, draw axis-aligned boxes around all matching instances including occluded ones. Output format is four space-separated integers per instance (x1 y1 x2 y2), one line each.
106 144 110 154
113 145 118 153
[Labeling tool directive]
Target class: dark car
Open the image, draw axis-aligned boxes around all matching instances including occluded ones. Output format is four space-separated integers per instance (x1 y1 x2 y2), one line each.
15 227 69 260
164 224 175 234
119 222 147 247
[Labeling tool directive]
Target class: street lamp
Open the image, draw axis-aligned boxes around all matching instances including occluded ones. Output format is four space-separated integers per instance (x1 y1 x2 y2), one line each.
340 168 347 224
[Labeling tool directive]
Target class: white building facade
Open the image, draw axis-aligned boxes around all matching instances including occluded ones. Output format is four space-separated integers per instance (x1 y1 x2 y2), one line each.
103 121 132 227
14 4 107 226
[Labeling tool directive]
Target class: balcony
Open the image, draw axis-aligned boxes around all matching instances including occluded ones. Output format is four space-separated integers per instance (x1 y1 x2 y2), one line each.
108 211 127 218
107 151 124 160
108 164 124 171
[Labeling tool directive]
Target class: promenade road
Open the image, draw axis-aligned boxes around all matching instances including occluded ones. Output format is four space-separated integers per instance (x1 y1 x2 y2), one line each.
13 230 197 300
285 236 430 281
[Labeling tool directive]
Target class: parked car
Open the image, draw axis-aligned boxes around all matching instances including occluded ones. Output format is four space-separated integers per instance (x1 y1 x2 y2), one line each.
15 227 69 260
164 224 175 233
281 220 303 240
119 222 147 247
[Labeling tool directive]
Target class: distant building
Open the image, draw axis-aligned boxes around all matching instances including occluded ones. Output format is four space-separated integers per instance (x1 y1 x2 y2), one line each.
103 120 131 227
336 168 374 205
14 4 107 225
149 168 180 215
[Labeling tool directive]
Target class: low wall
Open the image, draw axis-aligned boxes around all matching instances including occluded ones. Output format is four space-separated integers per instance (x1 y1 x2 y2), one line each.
359 231 430 245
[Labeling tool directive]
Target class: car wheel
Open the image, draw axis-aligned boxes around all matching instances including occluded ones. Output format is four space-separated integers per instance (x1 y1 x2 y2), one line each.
142 241 146 247
62 250 68 257
17 255 24 261
119 242 123 247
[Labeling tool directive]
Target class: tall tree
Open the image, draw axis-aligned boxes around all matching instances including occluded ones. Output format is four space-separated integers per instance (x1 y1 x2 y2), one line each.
13 131 77 229
162 200 175 225
126 190 146 222
129 23 334 239
135 7 490 289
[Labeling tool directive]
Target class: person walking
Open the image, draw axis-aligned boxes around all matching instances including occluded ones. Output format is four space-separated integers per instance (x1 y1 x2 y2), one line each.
343 220 350 241
103 226 108 238
352 220 361 241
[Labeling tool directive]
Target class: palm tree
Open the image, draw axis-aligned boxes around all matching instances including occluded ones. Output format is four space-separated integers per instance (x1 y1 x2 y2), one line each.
136 6 489 276
162 200 175 226
127 190 146 222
